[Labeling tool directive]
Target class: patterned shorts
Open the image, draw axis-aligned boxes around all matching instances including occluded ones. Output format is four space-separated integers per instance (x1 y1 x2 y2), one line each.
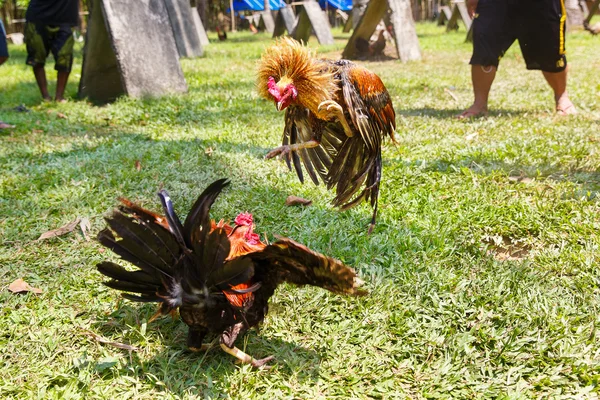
25 22 74 72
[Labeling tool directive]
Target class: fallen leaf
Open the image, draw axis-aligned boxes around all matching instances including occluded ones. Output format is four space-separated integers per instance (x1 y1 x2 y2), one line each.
134 160 142 171
285 195 312 207
444 87 459 102
37 217 81 241
56 112 67 119
8 278 43 294
81 329 140 351
32 129 43 134
80 218 91 241
205 147 214 156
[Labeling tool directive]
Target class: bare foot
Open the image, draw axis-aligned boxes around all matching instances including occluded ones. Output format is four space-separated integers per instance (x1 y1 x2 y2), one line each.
43 96 52 102
55 97 68 103
556 95 577 116
0 121 15 129
456 105 488 119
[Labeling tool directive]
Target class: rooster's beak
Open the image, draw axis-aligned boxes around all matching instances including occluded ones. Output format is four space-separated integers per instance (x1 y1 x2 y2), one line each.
276 100 284 111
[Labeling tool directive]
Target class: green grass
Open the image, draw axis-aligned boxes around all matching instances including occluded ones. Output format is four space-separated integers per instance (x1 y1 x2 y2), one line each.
1 24 599 398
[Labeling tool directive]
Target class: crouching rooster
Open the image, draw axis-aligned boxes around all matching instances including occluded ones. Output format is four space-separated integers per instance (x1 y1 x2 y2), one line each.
257 38 396 233
97 179 365 368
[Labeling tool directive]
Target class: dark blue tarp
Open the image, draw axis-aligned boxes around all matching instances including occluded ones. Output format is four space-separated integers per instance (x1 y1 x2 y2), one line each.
230 0 286 12
318 0 352 11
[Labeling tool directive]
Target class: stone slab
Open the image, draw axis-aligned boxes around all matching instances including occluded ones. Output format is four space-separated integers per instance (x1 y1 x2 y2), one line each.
342 0 421 62
446 1 471 31
79 0 187 103
164 0 203 57
388 0 421 61
192 6 210 46
259 11 275 34
292 1 334 45
437 5 452 25
273 6 297 37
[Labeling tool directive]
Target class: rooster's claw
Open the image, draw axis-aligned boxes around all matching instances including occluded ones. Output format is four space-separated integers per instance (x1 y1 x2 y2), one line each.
251 355 275 369
266 146 291 160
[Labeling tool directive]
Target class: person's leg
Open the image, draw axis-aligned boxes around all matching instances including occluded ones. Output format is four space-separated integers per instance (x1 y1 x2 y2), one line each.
519 0 575 115
542 68 576 115
32 64 52 100
55 70 70 102
458 0 512 118
458 65 496 118
50 25 75 102
25 22 51 101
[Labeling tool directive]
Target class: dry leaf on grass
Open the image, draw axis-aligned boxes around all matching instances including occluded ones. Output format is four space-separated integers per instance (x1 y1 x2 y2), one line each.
134 160 142 171
37 217 81 241
81 329 140 351
8 278 43 294
444 87 459 102
285 195 312 207
56 112 67 119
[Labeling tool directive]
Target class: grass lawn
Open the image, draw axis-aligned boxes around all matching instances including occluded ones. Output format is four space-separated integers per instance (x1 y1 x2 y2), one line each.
1 23 599 399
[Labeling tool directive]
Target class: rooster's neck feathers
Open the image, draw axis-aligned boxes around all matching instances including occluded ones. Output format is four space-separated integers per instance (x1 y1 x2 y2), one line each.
257 38 338 113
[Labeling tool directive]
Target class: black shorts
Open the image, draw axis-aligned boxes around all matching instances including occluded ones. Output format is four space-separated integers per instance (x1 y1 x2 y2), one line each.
470 0 567 72
25 22 74 72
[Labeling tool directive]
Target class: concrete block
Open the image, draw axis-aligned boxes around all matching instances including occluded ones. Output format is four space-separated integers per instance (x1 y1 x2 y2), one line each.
79 0 187 103
164 0 204 57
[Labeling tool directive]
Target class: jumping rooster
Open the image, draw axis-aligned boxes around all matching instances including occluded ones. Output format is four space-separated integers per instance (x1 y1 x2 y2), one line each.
257 38 396 233
97 179 364 368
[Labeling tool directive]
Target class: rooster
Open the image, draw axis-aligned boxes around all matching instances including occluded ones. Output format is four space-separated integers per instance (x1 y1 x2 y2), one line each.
257 38 396 233
97 179 365 368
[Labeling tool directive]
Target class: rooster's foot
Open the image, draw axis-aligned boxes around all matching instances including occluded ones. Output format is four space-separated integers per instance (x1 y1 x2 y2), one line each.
266 145 292 160
220 343 275 369
317 100 353 138
251 355 275 369
266 140 320 160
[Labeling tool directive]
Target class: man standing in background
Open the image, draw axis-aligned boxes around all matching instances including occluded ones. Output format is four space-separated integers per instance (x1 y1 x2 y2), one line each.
24 0 79 102
458 0 577 118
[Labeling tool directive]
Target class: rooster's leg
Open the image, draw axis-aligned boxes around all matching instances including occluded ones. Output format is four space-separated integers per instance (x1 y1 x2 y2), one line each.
317 100 353 138
265 139 319 159
220 322 274 369
189 344 213 352
187 327 208 352
219 343 274 368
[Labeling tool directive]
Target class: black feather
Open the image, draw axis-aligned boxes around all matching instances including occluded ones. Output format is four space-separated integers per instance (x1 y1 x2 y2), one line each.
183 179 230 247
97 261 159 285
210 256 255 289
158 190 188 250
